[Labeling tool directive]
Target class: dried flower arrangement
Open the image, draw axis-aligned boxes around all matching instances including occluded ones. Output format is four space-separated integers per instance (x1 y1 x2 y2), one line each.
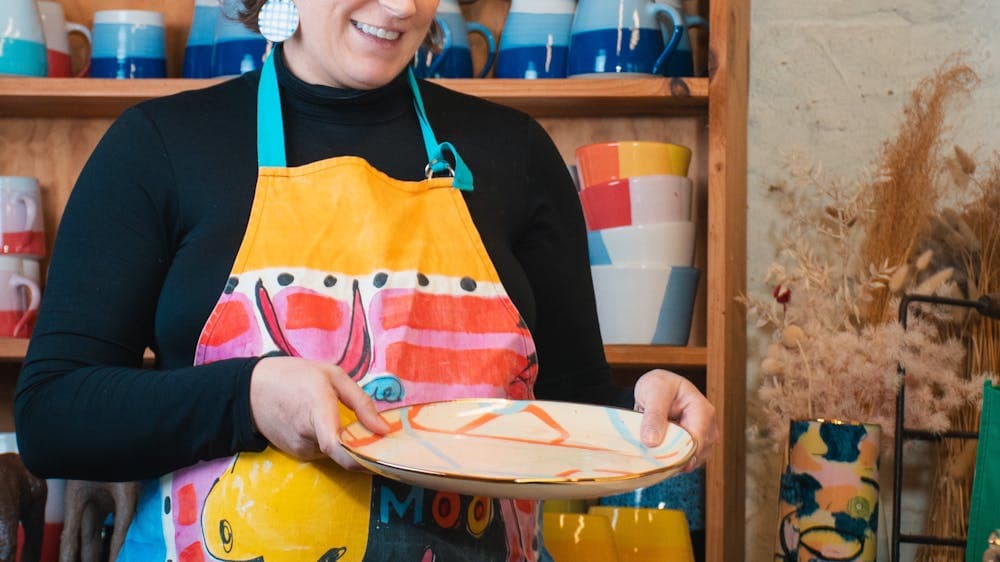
743 57 1000 562
740 155 980 447
744 57 996 444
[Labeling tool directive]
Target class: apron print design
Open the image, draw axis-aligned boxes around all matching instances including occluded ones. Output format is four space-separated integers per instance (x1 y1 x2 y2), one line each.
198 270 538 404
178 267 538 562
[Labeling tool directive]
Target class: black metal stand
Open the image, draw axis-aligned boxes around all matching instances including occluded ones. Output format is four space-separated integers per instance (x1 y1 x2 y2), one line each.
891 293 1000 561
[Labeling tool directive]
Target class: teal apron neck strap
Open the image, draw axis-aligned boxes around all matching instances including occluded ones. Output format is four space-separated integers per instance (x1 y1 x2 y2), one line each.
258 51 287 168
256 51 474 191
406 68 474 191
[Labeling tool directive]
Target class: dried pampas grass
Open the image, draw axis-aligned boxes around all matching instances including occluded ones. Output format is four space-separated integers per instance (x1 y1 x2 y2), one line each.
860 57 980 323
915 155 1000 562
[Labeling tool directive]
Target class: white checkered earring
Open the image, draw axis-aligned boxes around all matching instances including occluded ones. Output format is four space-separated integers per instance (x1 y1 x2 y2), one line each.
258 0 299 43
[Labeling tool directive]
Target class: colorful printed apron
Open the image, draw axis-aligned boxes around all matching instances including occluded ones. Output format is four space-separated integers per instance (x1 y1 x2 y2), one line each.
120 53 541 562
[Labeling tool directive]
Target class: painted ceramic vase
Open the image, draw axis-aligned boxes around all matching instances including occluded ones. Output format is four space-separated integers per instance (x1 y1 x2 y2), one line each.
775 419 881 562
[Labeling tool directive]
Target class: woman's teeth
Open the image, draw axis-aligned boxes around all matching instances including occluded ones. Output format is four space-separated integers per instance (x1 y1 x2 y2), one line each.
353 21 401 40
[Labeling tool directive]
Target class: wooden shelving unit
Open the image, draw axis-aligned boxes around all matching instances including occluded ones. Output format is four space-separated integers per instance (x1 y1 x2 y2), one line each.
0 0 747 560
0 76 708 118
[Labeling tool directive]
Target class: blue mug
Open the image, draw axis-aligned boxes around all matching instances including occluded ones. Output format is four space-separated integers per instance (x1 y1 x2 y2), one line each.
413 0 496 78
91 10 166 79
495 0 575 79
183 0 219 78
0 0 47 76
666 14 707 77
656 0 708 77
213 0 266 77
568 0 684 77
598 466 706 531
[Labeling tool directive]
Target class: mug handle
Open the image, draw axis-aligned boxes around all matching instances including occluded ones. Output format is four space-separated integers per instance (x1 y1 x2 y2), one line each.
464 22 496 78
650 3 685 75
17 196 38 250
425 15 453 78
10 273 41 339
65 22 93 77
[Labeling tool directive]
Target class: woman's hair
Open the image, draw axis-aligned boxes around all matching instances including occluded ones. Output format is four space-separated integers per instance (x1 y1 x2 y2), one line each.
233 0 442 51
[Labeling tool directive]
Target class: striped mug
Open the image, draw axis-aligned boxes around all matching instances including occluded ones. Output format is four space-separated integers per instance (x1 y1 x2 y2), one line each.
0 0 48 76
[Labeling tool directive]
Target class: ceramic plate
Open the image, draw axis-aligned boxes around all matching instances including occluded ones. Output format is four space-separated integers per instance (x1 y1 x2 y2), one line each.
339 399 695 499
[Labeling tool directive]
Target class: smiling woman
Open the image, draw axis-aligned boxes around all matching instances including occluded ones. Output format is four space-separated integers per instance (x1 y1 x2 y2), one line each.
248 0 440 89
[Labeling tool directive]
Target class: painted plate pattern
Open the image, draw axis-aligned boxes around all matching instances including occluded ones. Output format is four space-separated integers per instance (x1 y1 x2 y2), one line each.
340 399 696 499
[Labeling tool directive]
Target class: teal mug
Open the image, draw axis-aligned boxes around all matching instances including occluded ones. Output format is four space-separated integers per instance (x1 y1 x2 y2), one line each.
568 0 684 77
412 0 496 78
0 0 48 76
657 0 708 77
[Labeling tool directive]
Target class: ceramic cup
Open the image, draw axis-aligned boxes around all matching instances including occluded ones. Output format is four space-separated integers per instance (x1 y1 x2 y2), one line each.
413 0 496 78
91 10 166 78
0 176 46 258
495 0 575 79
183 0 219 78
38 1 92 77
568 0 684 77
213 0 266 77
587 506 695 562
0 0 48 76
579 174 693 230
598 466 706 532
542 513 621 562
587 221 696 268
40 478 65 562
656 0 708 77
542 499 588 514
575 141 692 190
590 264 698 345
0 256 41 338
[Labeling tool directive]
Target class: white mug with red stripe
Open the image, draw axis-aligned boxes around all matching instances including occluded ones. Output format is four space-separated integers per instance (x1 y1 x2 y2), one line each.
37 1 92 77
0 256 41 338
0 177 46 258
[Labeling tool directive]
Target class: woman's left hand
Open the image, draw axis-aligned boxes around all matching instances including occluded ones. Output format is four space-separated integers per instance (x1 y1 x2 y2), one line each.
633 369 719 471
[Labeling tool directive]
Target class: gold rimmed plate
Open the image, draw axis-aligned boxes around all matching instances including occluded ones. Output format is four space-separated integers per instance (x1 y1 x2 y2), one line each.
338 398 695 499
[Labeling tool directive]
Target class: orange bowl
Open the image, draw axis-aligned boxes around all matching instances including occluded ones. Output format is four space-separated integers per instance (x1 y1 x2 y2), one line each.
575 141 692 189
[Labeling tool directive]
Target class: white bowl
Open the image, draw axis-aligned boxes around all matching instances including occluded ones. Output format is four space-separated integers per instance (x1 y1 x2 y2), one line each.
579 174 693 231
587 221 695 267
590 265 699 345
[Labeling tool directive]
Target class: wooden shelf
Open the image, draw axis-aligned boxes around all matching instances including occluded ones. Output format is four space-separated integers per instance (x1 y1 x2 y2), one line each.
0 338 156 363
0 338 704 370
0 76 708 119
605 345 707 370
0 338 28 361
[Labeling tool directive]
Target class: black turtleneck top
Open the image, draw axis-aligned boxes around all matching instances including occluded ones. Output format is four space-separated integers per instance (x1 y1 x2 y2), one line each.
14 47 622 481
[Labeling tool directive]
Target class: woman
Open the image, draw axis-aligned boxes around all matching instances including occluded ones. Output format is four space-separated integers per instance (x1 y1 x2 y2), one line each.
15 0 718 560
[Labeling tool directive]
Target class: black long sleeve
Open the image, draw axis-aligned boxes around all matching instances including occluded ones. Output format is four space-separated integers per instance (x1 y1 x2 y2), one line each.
15 47 623 481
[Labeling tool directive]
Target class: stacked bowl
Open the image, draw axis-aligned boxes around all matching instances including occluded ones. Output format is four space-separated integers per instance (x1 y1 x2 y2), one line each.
576 141 699 345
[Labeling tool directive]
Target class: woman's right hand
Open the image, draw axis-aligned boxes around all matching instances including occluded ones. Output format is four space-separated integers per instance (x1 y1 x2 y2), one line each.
248 356 390 470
